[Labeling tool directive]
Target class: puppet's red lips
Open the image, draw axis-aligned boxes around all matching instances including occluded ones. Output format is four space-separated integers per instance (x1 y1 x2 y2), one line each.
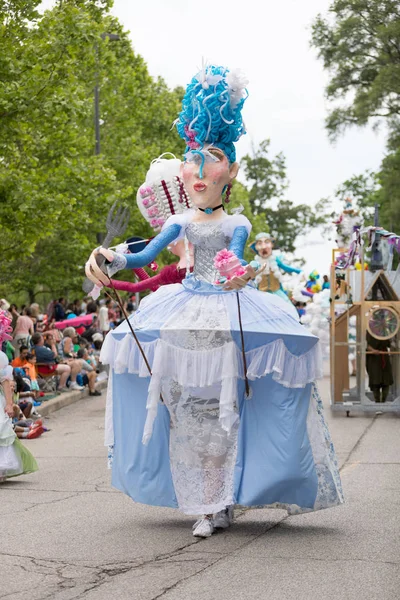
193 182 207 192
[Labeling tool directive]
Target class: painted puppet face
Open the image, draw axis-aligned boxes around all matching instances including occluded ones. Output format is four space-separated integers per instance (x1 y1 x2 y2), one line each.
255 238 273 258
181 147 238 210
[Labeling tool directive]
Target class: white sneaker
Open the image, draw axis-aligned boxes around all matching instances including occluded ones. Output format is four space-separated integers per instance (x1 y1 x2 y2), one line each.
213 506 234 529
70 382 84 391
192 516 214 538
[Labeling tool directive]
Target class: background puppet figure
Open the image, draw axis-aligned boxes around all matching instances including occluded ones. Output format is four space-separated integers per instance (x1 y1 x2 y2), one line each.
249 232 301 302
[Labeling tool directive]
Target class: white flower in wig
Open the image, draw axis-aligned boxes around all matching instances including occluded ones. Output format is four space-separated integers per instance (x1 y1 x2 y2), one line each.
226 69 249 108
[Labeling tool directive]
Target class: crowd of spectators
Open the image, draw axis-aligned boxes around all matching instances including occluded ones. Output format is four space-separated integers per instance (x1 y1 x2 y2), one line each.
0 295 133 442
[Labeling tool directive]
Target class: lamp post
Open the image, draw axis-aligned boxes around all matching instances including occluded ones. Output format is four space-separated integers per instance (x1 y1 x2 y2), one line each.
94 32 120 155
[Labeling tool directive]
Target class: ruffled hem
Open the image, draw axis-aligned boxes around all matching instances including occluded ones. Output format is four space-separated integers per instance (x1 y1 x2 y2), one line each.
246 339 323 388
100 334 157 378
101 332 322 389
101 331 322 444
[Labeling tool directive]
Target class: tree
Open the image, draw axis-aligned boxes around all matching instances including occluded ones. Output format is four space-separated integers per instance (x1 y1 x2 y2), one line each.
241 139 329 253
0 0 184 300
311 1 400 233
311 0 400 140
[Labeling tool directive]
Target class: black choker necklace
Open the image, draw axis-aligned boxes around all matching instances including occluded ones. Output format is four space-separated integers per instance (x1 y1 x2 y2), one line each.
198 204 224 215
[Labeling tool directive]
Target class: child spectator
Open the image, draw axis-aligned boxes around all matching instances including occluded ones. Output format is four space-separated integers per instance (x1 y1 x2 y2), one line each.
24 352 40 393
12 372 35 418
76 348 101 396
91 335 104 371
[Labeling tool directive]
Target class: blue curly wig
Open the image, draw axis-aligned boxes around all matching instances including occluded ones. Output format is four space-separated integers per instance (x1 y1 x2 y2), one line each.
176 65 248 166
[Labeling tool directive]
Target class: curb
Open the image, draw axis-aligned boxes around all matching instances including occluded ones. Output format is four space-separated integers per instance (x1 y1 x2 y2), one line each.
38 380 108 417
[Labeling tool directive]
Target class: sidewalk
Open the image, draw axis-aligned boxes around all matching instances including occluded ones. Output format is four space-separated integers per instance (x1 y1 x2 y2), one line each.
38 379 108 417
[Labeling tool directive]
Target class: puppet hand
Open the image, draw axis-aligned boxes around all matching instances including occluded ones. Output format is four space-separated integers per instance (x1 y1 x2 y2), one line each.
223 263 265 291
85 248 110 287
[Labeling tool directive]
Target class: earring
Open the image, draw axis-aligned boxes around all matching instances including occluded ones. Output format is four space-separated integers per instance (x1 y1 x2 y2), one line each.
175 176 191 208
225 183 232 203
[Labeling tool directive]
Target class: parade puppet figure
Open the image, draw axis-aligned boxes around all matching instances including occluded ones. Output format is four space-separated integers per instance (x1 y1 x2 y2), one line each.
249 232 301 302
86 65 343 539
333 197 363 249
92 156 194 296
0 310 38 481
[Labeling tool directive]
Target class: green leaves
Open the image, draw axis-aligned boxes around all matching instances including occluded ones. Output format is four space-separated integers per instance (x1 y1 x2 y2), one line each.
311 1 400 233
241 139 330 254
311 0 400 139
0 0 184 299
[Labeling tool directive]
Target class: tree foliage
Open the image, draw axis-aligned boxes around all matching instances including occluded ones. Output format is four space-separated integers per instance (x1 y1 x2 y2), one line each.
0 0 184 300
0 2 329 302
311 0 400 140
311 1 400 234
241 140 329 253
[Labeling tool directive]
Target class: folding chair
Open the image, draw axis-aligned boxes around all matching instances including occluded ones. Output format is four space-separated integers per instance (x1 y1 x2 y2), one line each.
36 363 58 393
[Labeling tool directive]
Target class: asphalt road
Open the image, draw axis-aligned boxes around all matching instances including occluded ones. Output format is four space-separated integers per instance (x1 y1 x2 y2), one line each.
1 378 399 600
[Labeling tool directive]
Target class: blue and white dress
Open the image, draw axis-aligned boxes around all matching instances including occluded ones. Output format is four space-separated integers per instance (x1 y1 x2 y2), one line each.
101 212 343 515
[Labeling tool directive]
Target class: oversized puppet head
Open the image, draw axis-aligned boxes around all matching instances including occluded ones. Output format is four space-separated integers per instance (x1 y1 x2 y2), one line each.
250 232 274 259
175 64 248 212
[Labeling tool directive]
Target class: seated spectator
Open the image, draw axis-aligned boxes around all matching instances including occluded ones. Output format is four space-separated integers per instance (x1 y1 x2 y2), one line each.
66 303 77 319
86 345 98 370
12 372 35 418
11 345 29 368
14 420 44 439
31 332 72 393
54 297 66 321
91 334 103 367
24 351 40 392
10 388 45 439
60 327 79 358
80 317 101 343
76 348 101 396
43 330 84 392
